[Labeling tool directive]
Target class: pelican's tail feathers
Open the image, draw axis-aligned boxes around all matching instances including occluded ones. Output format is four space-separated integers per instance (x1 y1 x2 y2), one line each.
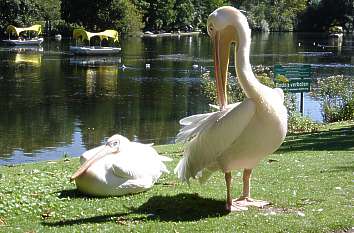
196 169 215 184
160 162 170 174
179 113 213 126
174 157 191 184
176 112 219 143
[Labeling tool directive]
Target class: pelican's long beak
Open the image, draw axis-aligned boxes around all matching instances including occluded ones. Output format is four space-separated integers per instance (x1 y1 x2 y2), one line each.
70 145 118 181
212 30 231 110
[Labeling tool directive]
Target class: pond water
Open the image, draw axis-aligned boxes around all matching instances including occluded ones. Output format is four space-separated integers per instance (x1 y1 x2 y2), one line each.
0 32 353 164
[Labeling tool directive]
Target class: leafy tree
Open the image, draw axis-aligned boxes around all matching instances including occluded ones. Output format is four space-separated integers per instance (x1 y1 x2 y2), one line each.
97 0 144 34
232 0 307 31
34 0 61 35
298 0 353 32
247 3 269 31
36 0 61 21
174 0 195 31
61 0 144 34
268 0 307 31
201 0 229 29
0 0 43 36
61 0 104 29
144 0 176 31
131 0 150 14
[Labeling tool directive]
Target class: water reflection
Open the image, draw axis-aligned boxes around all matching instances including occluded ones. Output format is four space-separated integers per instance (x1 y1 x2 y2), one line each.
69 56 121 66
0 33 353 164
70 63 119 97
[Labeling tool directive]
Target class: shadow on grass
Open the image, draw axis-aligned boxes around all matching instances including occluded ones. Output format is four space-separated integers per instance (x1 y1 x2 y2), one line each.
322 164 354 173
129 193 228 221
57 188 142 199
42 212 129 227
57 189 88 199
42 193 228 226
278 125 354 152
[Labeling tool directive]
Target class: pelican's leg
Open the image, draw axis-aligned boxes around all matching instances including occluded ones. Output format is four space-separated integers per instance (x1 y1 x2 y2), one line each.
233 169 269 209
225 172 248 212
241 168 252 198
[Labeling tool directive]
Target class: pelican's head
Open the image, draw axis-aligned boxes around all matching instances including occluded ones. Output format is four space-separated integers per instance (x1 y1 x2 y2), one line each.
105 134 130 151
70 134 130 181
207 6 250 108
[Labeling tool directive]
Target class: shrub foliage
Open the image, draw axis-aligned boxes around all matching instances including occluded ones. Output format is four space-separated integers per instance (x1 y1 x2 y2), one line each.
311 75 354 123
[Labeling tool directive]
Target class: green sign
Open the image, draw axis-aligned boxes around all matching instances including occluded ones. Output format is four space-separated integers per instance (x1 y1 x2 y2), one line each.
274 64 312 93
275 79 311 93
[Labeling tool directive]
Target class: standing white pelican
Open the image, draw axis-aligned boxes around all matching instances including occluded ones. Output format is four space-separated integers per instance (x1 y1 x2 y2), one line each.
174 6 287 211
71 134 171 196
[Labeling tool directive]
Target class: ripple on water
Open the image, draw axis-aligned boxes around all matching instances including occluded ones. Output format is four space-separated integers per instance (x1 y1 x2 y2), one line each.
310 63 354 68
297 51 334 56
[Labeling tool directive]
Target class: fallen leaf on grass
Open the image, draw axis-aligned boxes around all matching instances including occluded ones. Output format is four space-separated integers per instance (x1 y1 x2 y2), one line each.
262 206 298 215
300 198 321 206
267 159 279 163
0 217 6 225
116 216 128 225
156 182 176 187
115 216 141 225
297 211 305 217
41 210 53 220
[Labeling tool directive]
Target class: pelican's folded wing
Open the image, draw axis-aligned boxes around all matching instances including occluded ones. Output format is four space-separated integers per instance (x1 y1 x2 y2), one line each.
111 161 139 179
176 102 242 143
175 99 256 181
176 112 217 143
179 112 214 126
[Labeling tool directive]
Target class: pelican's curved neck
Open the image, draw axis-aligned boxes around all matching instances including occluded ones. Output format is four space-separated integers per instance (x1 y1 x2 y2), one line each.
234 23 261 99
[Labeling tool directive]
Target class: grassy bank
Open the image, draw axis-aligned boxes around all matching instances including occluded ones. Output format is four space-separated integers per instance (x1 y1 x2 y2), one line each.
0 121 353 232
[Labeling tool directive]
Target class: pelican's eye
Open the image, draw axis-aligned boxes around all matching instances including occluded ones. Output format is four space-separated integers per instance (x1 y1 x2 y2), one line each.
207 24 214 36
107 140 120 149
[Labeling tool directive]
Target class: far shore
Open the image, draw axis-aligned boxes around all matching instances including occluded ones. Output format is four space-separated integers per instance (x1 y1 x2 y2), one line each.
141 31 202 38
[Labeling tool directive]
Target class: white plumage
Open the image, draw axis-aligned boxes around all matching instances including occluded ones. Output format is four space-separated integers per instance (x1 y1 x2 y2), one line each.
72 134 171 196
174 6 287 211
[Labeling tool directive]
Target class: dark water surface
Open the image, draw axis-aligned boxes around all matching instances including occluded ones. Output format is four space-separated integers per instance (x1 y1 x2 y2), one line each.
0 33 353 164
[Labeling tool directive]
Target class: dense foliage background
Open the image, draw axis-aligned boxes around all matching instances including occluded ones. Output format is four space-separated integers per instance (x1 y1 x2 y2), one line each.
0 0 353 36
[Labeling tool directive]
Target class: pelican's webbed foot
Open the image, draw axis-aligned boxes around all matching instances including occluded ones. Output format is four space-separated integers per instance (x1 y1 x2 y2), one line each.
234 196 270 210
226 197 270 212
225 202 248 212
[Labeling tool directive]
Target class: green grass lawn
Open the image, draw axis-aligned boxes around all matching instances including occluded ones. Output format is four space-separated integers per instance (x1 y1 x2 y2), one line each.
0 121 353 232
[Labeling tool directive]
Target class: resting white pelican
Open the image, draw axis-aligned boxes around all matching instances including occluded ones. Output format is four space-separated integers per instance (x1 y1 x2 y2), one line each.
70 134 171 196
174 6 287 211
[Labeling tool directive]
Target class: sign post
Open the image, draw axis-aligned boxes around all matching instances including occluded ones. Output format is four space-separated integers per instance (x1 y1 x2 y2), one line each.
274 64 312 114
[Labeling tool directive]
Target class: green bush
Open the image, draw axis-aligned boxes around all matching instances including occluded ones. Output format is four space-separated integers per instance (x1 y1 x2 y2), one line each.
311 75 354 122
288 112 319 133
